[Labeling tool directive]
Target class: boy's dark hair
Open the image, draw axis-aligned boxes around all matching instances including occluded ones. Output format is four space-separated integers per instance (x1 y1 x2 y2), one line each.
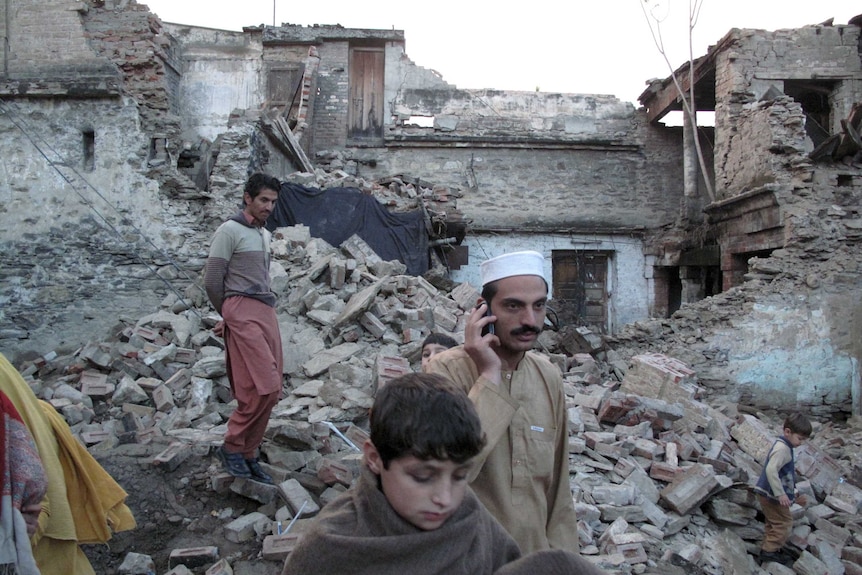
244 173 281 200
784 412 812 437
422 332 458 350
370 373 485 469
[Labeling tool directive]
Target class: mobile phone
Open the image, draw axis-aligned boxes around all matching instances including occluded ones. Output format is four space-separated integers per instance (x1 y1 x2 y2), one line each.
480 302 495 336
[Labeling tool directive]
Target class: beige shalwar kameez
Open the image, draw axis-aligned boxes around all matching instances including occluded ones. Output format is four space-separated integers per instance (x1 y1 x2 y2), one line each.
428 347 579 554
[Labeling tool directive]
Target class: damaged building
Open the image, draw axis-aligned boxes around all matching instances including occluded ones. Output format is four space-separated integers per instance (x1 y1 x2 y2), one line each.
0 0 860 417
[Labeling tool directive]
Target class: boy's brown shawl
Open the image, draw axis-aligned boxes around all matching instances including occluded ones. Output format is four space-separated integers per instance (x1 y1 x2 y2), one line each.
281 466 520 575
281 466 609 575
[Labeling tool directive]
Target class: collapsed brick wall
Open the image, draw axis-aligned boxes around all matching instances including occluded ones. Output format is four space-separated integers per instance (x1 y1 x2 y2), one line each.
309 41 350 151
82 1 180 137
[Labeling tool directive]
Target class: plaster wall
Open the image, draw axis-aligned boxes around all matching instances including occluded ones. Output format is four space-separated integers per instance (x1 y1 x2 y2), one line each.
345 140 681 231
710 292 859 412
450 233 649 333
0 98 174 238
167 25 264 143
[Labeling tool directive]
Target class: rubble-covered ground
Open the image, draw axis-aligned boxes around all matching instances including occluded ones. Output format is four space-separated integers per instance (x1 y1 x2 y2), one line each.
11 221 860 575
8 169 862 575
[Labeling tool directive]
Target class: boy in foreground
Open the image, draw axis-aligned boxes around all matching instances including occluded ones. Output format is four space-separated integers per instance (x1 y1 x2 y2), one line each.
753 412 812 565
281 373 604 575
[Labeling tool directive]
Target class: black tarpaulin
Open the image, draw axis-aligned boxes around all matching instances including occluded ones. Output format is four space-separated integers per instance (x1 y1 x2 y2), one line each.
267 183 429 276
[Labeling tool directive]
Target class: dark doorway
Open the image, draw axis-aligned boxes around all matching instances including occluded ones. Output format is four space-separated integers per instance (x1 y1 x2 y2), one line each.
551 251 609 333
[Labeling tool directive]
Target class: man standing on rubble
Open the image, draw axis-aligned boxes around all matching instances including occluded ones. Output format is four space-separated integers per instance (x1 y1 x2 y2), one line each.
205 173 284 484
427 250 580 554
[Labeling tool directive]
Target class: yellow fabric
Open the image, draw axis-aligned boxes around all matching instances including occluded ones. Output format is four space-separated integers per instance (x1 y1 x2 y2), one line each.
31 535 96 575
0 353 136 574
39 402 136 542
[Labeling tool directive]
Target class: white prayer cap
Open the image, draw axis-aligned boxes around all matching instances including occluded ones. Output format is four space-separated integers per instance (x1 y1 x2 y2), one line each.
480 251 546 286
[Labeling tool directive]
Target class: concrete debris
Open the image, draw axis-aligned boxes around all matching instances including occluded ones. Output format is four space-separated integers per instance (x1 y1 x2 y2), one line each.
10 226 862 575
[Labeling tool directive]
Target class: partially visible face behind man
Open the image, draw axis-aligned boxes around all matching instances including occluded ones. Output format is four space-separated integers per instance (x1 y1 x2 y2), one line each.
421 344 450 372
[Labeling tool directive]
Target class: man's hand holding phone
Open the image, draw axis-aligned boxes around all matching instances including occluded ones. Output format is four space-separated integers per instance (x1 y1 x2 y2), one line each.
464 301 501 385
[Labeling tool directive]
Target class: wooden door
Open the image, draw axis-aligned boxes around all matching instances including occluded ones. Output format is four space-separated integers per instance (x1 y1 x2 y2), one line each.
551 251 609 333
348 47 384 139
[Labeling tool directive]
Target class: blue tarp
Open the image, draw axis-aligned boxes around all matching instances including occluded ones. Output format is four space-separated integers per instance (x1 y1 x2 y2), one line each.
267 183 429 276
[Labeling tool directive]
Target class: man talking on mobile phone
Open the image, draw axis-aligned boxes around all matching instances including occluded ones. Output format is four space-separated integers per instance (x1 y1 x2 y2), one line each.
426 250 580 554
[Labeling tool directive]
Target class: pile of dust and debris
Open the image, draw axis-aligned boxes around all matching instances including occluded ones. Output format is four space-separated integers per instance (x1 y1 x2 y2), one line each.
8 173 861 575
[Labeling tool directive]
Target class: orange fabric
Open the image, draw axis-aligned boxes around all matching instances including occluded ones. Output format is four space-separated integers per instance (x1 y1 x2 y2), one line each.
222 296 283 457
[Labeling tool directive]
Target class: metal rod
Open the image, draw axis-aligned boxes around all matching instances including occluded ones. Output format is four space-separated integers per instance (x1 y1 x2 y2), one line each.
323 420 361 452
282 500 308 534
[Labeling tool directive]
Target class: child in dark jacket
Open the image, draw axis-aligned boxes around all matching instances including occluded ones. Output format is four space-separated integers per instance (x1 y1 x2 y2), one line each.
753 412 811 565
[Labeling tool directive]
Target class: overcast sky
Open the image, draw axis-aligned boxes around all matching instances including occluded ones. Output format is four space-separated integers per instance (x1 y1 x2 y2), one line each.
139 0 858 106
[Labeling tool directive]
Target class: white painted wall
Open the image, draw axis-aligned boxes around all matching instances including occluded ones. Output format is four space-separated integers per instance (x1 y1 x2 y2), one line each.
449 233 650 334
710 301 857 407
169 26 264 143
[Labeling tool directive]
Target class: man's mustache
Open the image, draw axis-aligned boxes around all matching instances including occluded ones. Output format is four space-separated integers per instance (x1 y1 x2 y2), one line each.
511 325 541 336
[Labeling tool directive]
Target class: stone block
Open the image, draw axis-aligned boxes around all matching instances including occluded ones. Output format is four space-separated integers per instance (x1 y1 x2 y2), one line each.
584 431 617 449
730 414 774 462
80 370 112 396
793 550 829 575
704 498 757 526
372 355 411 392
613 457 637 479
317 459 353 486
211 472 235 494
649 461 680 482
598 504 647 523
224 512 270 543
813 517 851 548
123 403 156 418
568 436 586 454
81 430 114 445
824 477 862 514
118 551 155 574
572 391 604 411
619 353 698 401
136 426 162 444
302 342 363 377
605 538 648 564
573 326 604 353
136 377 163 392
639 497 668 529
174 347 196 364
597 395 635 424
449 282 479 311
797 448 845 499
153 384 175 412
623 466 660 504
592 484 637 506
432 306 458 332
278 478 320 517
153 442 189 471
166 368 192 392
168 547 219 569
660 463 722 515
359 311 386 338
332 279 385 329
230 477 279 505
262 533 302 561
631 438 662 459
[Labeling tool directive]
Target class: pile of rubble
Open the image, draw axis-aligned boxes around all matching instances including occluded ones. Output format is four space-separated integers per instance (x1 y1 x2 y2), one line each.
11 228 862 575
